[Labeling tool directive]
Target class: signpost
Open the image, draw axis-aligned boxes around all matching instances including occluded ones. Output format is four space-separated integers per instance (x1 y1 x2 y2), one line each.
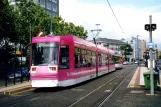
144 15 157 95
147 42 155 49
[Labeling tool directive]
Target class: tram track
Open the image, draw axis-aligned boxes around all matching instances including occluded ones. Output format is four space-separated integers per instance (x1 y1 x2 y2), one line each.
97 67 134 107
0 65 136 107
68 66 136 107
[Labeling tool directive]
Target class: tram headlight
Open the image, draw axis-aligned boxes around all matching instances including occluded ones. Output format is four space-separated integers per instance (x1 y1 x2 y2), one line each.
49 66 57 73
32 68 36 71
30 67 37 73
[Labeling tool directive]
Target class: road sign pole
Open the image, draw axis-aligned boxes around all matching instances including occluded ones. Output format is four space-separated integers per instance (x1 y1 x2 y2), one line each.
149 15 154 95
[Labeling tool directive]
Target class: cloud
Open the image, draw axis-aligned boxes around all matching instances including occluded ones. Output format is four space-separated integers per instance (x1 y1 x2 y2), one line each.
59 0 161 50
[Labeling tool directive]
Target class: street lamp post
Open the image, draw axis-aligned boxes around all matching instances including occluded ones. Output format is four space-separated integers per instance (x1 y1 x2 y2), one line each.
91 24 102 44
50 3 54 35
137 35 139 65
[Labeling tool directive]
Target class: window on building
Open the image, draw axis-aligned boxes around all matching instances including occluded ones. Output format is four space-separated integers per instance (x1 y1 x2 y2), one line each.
59 46 69 69
52 0 57 3
47 1 51 10
52 4 57 12
40 0 45 8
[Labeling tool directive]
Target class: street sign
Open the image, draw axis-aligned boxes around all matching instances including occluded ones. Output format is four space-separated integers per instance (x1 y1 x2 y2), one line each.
147 42 154 49
130 40 133 44
148 59 155 68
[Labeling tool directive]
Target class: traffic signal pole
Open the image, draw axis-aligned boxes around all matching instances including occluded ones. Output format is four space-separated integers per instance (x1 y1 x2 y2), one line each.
149 15 154 95
145 15 156 95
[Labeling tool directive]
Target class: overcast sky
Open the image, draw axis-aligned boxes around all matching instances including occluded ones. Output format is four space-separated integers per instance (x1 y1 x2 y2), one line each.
59 0 161 50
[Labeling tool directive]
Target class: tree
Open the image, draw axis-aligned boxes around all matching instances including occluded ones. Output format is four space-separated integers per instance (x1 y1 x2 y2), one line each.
14 0 88 45
0 0 19 66
0 0 19 44
120 44 133 60
159 55 161 60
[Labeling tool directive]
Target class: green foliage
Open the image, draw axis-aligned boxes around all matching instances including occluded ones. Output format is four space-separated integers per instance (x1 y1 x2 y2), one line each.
0 0 18 43
0 0 19 66
14 0 88 45
0 0 88 67
111 56 116 63
120 44 133 58
159 55 161 60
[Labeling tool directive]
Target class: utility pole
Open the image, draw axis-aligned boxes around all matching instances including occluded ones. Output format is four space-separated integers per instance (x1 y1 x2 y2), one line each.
137 35 139 65
149 15 154 95
50 4 54 35
91 24 102 44
145 15 157 95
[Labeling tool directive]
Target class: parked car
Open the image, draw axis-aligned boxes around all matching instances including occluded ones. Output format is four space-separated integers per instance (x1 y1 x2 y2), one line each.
7 67 29 79
123 61 128 65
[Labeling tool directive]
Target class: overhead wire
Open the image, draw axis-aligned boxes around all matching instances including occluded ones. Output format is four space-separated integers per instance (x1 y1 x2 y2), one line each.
106 0 127 39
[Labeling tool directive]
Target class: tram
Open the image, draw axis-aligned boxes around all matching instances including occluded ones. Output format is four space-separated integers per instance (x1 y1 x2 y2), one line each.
113 53 123 69
30 35 116 87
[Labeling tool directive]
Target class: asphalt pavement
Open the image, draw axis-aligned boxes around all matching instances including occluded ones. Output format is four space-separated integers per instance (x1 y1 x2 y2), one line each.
0 65 160 107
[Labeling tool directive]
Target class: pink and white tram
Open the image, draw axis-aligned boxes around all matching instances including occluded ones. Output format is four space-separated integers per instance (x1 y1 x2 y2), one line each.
30 35 115 87
113 53 123 70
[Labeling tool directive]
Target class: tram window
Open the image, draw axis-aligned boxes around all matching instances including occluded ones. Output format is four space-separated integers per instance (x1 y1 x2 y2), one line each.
106 54 108 65
91 51 96 67
109 55 115 64
59 45 69 69
98 53 102 66
86 50 92 67
74 48 81 68
102 54 106 66
80 49 87 67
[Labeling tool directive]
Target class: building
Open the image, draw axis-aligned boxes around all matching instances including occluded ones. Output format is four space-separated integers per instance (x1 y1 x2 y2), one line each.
9 0 59 16
90 38 126 54
128 36 142 62
142 40 146 59
158 50 161 59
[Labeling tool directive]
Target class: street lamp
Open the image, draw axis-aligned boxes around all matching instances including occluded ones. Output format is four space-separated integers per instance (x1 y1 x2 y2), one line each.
91 24 102 44
136 35 140 65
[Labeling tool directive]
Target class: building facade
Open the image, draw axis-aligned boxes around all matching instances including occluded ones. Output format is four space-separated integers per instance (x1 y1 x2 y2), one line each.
158 50 161 59
9 0 59 16
90 38 126 54
128 36 142 62
142 40 146 59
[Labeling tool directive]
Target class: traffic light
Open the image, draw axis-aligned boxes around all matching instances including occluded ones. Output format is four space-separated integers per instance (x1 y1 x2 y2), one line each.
151 24 156 31
145 24 150 31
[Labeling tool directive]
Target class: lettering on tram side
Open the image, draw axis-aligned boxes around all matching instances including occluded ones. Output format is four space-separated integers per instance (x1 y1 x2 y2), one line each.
67 70 95 76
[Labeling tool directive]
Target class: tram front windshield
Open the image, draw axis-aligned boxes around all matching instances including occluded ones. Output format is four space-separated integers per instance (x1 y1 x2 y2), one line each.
32 42 59 66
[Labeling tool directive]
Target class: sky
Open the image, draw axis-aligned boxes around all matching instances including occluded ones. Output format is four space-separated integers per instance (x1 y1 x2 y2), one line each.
59 0 161 50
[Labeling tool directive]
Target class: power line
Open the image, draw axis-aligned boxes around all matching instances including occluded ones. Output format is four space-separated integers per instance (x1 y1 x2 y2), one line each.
106 0 127 39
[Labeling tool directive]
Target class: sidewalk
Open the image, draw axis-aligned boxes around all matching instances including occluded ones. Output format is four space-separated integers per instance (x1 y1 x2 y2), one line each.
128 66 161 88
0 81 32 94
